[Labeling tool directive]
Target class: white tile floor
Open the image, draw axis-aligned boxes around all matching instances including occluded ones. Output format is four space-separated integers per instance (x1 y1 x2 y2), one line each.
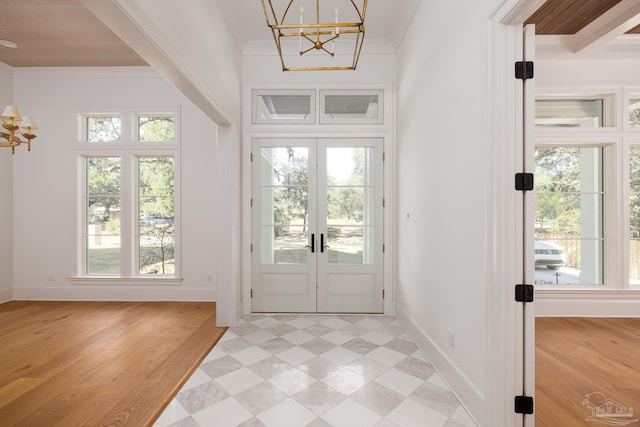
154 315 477 427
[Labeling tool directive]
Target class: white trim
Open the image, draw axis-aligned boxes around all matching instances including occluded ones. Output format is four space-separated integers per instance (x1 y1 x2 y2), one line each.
536 289 640 316
396 304 482 427
68 276 183 286
13 286 213 302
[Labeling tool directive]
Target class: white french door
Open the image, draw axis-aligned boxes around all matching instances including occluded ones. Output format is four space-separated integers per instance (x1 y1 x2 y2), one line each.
251 138 384 313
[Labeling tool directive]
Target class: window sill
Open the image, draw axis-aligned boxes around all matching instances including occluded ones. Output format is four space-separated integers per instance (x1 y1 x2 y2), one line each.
535 287 640 299
69 277 183 287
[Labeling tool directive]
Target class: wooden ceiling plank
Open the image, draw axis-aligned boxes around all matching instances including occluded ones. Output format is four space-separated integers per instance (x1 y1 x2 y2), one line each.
573 0 640 53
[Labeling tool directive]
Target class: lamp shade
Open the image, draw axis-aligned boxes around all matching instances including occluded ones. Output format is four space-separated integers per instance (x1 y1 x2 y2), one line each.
20 116 38 130
2 105 22 121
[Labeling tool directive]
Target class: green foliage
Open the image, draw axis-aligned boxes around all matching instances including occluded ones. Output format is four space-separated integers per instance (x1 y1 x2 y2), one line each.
138 117 175 142
535 147 599 236
88 157 121 221
139 157 175 220
87 116 121 142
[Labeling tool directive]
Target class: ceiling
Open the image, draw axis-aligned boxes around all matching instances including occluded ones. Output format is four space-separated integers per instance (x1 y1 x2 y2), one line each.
0 0 639 68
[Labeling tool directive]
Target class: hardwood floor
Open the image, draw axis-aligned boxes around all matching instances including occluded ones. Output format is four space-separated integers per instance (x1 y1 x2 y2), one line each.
0 301 227 427
536 317 640 426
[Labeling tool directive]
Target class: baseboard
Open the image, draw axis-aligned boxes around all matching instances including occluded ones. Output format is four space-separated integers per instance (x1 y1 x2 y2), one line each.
0 288 12 303
12 286 216 302
395 304 483 427
536 289 640 317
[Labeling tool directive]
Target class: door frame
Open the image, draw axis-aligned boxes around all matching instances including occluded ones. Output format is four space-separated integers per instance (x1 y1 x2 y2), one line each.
242 127 393 317
488 1 542 426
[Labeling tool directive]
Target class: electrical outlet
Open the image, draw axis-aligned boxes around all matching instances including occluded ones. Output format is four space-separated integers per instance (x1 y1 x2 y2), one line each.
448 328 455 348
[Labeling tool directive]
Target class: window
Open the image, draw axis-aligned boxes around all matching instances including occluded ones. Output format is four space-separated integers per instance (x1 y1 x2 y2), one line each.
76 110 179 280
534 147 604 285
252 90 315 124
320 90 383 124
535 99 605 128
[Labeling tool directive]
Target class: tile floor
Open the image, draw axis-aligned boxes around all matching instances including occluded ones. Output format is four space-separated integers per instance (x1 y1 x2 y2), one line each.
154 315 477 427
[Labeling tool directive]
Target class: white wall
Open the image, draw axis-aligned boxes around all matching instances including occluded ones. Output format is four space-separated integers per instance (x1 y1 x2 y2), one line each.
0 63 13 302
395 1 502 423
11 67 220 301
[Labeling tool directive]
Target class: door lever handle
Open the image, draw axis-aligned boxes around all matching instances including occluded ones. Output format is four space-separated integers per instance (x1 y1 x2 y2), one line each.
320 233 330 253
305 233 315 253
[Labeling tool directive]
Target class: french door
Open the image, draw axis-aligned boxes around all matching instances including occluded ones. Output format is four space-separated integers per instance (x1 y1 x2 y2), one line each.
251 138 384 313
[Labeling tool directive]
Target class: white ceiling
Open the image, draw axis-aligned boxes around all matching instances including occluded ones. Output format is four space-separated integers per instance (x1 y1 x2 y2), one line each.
0 0 639 68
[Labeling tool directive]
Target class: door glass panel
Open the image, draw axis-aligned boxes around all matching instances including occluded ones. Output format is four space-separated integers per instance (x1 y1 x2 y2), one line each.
535 99 604 128
260 147 310 264
326 147 375 264
629 147 640 284
630 98 640 128
534 147 604 285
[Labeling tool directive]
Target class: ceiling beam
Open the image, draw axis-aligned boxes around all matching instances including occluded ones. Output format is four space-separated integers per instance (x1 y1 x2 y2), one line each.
79 0 232 126
573 0 640 54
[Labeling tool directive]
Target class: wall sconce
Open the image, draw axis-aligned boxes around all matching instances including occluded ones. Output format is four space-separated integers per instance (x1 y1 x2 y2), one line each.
1 105 38 154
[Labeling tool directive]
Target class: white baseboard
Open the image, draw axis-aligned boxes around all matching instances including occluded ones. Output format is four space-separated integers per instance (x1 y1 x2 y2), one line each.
13 286 216 302
0 288 12 303
395 304 483 427
536 289 640 317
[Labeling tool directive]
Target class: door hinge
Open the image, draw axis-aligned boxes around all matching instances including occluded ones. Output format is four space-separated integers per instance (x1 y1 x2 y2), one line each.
382 289 385 299
383 152 385 162
515 61 534 80
382 244 385 253
251 289 253 298
382 198 385 207
515 395 534 414
250 198 253 208
250 152 253 162
250 243 253 253
515 173 534 191
515 284 534 303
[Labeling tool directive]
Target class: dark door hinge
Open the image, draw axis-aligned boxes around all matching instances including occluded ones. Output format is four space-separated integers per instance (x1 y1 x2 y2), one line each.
515 173 534 191
515 395 534 414
515 284 534 303
515 61 534 80
250 289 253 298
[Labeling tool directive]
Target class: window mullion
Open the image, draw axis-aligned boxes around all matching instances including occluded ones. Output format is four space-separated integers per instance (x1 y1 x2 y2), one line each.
120 153 135 277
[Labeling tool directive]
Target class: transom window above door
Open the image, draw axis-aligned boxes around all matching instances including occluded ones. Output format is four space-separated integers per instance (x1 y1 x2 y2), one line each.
251 89 384 125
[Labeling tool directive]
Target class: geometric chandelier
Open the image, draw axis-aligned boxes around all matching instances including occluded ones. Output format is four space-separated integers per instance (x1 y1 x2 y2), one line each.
1 105 38 155
260 0 368 71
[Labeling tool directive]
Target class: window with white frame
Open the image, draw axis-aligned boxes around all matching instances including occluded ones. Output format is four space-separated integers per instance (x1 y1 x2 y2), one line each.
533 92 640 288
78 110 179 279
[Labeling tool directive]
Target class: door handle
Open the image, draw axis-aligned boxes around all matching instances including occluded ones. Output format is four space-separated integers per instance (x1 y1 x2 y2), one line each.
305 233 315 253
320 233 330 253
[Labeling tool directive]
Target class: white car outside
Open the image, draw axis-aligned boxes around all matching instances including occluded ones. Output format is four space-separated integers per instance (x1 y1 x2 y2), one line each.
535 240 567 270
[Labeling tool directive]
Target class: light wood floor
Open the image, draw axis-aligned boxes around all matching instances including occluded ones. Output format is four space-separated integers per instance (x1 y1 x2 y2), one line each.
536 317 640 426
0 301 226 427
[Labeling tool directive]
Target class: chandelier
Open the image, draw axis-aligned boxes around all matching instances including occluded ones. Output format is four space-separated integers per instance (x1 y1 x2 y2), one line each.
1 105 38 154
260 0 368 71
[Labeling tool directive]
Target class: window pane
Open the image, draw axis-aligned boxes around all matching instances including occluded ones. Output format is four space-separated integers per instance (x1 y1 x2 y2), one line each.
321 94 380 123
87 116 121 142
535 99 604 128
138 157 175 275
86 157 121 275
534 147 604 285
255 94 312 122
138 116 175 142
630 98 640 128
630 147 640 283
